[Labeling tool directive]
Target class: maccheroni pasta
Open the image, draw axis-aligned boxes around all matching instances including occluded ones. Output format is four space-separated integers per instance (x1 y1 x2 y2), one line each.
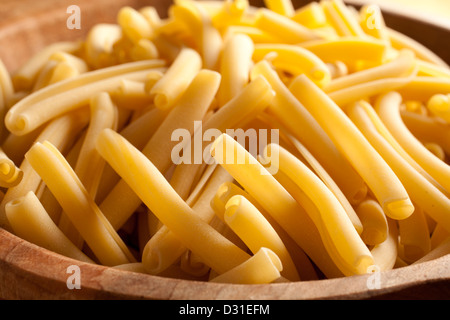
0 0 449 286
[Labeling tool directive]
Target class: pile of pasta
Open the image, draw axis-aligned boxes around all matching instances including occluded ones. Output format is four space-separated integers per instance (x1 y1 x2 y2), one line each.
0 0 449 284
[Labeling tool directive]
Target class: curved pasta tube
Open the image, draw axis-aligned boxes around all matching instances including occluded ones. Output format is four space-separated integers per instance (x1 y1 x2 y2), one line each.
224 195 300 281
427 94 450 124
5 191 94 264
255 8 320 43
96 129 250 274
209 247 282 284
398 205 431 262
251 60 367 205
291 2 327 28
325 50 415 93
347 102 450 233
100 70 220 230
218 33 254 106
322 0 366 38
149 48 202 110
290 75 413 220
328 65 417 107
376 92 450 194
0 110 89 230
263 0 295 17
286 135 363 233
263 143 373 276
25 141 135 266
397 77 450 102
253 44 331 87
401 111 450 156
85 24 123 69
118 7 154 44
355 199 388 246
210 133 342 279
143 166 233 275
0 147 23 188
58 92 117 248
171 0 222 70
370 218 398 271
6 60 165 136
300 37 387 68
13 41 82 90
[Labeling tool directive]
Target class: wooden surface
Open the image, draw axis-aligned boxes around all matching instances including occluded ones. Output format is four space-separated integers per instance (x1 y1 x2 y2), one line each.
0 0 449 300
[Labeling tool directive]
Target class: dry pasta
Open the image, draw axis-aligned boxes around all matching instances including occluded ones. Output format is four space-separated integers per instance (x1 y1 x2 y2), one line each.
1 0 449 286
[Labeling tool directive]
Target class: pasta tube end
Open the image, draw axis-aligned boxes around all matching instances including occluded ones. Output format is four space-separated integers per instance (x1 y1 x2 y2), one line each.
384 198 415 220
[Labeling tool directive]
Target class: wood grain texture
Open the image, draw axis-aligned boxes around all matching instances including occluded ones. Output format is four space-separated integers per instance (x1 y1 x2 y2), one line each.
0 0 449 300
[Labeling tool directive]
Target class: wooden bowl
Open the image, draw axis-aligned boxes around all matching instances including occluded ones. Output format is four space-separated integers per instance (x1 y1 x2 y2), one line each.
0 0 449 300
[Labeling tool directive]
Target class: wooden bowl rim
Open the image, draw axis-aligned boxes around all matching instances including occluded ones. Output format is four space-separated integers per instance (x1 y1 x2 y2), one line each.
1 228 449 300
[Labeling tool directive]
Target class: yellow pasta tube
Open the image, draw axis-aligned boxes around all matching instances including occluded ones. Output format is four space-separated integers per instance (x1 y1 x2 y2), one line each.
398 206 431 262
0 60 14 141
289 75 414 220
322 0 366 38
253 44 331 88
0 110 89 229
84 24 123 69
263 143 373 276
396 77 450 102
0 147 23 188
209 247 282 284
300 37 387 68
355 199 388 246
100 69 220 229
143 166 233 274
223 26 279 44
130 39 160 61
5 191 94 264
13 41 82 90
58 92 117 248
218 33 254 106
96 129 250 274
254 8 320 43
6 60 165 136
292 2 326 28
401 110 450 156
224 195 300 281
118 6 154 43
25 141 134 266
370 218 398 271
210 133 342 279
263 0 295 17
328 66 417 107
251 60 367 205
325 50 415 93
149 48 202 110
286 135 363 233
347 101 450 233
427 94 450 124
171 0 223 70
417 60 450 78
376 92 450 194
211 181 319 281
